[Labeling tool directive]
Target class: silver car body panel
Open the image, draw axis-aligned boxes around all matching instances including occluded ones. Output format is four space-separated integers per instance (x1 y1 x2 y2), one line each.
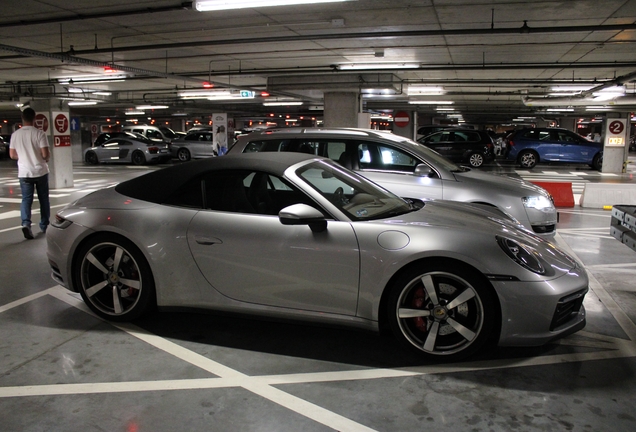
229 128 558 237
48 154 586 347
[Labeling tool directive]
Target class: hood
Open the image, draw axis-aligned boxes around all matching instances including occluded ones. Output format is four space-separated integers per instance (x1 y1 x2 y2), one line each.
379 199 580 277
453 169 549 197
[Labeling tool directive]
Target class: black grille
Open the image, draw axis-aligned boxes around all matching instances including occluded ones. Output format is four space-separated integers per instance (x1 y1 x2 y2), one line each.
550 289 587 331
49 260 64 285
532 224 556 234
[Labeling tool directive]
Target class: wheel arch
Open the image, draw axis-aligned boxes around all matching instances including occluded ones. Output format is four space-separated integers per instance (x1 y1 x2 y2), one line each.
70 230 156 296
377 257 502 340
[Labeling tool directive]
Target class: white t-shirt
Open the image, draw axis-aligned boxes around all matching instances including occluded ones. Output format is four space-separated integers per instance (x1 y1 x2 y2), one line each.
10 126 50 178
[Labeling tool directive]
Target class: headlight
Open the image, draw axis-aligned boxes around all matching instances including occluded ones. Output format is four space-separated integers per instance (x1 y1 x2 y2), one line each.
523 195 554 210
496 236 545 274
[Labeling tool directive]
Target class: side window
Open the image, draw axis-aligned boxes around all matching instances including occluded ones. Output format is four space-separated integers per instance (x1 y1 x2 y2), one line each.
132 129 144 134
146 130 162 140
453 132 468 142
242 140 294 152
356 142 418 172
556 132 578 143
195 170 312 216
103 139 122 148
163 177 204 209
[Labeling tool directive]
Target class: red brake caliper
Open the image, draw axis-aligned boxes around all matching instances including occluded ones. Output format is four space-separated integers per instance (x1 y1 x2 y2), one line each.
411 287 428 331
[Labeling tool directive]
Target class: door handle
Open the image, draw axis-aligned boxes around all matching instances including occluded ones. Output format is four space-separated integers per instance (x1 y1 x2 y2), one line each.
195 236 223 245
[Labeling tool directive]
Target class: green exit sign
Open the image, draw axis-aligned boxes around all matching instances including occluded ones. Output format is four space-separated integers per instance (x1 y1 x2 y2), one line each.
240 91 254 98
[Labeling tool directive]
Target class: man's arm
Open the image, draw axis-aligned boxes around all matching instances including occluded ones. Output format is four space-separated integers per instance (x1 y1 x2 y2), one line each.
41 147 50 162
9 148 18 160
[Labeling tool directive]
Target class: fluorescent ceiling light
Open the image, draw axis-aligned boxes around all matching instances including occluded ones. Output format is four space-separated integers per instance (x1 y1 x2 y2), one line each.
58 74 127 84
546 108 574 112
92 91 112 96
408 85 445 95
178 89 254 100
194 0 352 11
136 105 169 109
436 107 455 111
67 87 84 93
408 100 454 105
550 85 594 92
126 110 145 115
68 101 98 106
263 101 303 106
337 63 419 70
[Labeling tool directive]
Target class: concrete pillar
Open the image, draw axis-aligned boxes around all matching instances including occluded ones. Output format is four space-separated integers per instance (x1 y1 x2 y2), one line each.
602 113 630 174
324 91 359 128
26 99 74 188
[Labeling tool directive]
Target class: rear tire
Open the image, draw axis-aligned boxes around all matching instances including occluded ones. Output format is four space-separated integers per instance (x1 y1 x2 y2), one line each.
177 148 191 162
73 234 155 321
468 153 484 168
131 151 145 165
592 153 603 171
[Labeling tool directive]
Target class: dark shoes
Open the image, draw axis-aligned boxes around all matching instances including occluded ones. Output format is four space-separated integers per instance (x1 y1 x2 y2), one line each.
21 225 34 240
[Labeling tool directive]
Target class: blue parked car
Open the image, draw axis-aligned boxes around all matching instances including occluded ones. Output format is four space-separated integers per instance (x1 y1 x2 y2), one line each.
506 128 603 170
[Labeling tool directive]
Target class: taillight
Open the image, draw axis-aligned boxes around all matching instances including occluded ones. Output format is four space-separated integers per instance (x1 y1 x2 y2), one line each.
52 213 72 229
508 140 515 147
148 147 158 154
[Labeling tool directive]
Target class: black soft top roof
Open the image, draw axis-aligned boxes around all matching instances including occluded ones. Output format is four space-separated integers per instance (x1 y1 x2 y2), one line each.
115 152 321 204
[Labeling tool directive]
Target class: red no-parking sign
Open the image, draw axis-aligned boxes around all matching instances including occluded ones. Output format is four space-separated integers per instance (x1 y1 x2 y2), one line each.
394 111 410 128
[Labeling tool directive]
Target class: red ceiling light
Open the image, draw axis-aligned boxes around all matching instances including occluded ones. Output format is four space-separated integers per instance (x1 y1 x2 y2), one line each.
261 91 270 97
203 81 213 88
103 66 116 73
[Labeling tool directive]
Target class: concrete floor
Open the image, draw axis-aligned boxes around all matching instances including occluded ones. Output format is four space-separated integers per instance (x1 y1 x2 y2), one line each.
1 157 636 431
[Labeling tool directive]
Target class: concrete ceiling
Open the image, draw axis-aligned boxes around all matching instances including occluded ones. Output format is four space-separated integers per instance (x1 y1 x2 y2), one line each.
1 0 636 126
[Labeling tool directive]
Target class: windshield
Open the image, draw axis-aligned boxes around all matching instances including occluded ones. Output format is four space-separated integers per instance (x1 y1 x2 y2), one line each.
159 127 179 139
295 160 414 221
406 138 465 172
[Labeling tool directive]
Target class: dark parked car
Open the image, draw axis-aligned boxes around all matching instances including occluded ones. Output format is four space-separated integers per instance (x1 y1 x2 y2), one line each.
506 128 603 170
417 129 495 168
0 136 7 159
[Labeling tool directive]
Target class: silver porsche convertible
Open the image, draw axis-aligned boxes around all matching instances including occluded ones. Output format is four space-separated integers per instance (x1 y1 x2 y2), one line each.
47 153 588 361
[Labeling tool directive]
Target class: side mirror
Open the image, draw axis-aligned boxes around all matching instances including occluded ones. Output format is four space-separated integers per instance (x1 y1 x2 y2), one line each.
414 164 434 177
279 204 327 233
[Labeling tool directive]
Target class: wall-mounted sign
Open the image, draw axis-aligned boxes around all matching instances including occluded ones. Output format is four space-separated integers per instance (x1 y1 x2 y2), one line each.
605 119 627 148
52 111 71 147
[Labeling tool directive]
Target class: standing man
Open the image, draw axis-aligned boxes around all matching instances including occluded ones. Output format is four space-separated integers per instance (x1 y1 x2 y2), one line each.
9 107 51 239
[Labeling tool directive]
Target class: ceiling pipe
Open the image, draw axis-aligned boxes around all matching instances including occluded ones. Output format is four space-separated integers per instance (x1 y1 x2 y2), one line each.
522 96 636 106
10 22 635 58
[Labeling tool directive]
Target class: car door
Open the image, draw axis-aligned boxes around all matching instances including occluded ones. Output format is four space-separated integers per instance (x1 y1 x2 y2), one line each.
420 131 455 159
186 169 360 315
554 130 589 162
98 139 132 162
198 132 216 157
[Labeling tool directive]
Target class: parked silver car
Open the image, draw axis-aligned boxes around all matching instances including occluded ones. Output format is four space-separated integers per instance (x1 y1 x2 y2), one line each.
171 130 216 161
47 153 587 361
84 134 171 165
229 128 557 237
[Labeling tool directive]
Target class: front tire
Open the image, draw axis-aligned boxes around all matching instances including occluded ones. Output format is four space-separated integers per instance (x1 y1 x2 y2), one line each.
73 234 155 321
518 150 538 169
85 151 99 165
387 261 496 361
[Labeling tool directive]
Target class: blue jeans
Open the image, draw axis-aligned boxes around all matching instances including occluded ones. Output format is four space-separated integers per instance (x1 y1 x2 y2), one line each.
19 174 50 231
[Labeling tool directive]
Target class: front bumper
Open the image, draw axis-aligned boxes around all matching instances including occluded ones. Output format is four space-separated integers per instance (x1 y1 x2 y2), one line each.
493 269 588 346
